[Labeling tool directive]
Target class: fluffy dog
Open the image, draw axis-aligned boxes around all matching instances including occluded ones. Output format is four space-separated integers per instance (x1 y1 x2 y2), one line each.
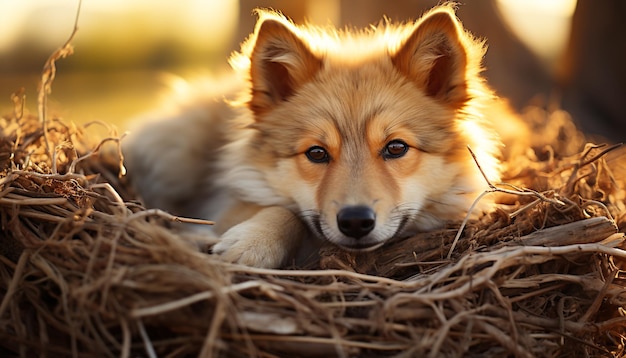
124 4 519 268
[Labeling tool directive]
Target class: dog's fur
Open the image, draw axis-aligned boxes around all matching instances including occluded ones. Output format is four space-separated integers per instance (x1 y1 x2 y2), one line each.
124 5 523 268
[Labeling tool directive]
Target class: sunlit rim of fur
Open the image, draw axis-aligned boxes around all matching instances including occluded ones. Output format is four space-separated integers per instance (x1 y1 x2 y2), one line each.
229 2 487 90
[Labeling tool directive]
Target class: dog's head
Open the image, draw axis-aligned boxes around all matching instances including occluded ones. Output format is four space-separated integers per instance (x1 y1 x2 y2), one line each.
225 5 501 250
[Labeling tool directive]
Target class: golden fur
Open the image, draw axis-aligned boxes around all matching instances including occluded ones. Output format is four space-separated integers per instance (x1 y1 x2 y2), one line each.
124 5 519 268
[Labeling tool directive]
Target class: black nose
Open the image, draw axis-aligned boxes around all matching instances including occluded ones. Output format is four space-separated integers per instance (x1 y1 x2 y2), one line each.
336 206 376 239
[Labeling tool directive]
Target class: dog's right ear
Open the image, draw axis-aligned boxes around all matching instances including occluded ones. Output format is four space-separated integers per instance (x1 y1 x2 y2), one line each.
248 15 322 116
392 9 470 108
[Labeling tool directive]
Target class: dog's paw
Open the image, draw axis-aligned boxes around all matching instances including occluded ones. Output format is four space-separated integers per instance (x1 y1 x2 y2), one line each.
212 222 288 268
212 206 306 268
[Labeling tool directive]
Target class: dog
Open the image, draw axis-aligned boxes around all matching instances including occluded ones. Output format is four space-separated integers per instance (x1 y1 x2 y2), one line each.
124 4 523 268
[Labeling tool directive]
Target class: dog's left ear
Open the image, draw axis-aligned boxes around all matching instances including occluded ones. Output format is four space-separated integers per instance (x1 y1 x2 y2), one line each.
248 16 322 116
392 9 469 107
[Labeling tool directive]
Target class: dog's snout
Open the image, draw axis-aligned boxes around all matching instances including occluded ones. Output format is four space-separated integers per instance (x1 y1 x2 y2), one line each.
337 205 376 239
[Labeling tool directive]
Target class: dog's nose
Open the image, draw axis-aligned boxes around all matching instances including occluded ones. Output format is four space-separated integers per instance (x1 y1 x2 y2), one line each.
337 205 376 239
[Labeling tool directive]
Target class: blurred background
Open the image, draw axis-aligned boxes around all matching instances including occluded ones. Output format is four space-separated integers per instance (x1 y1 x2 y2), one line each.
0 0 624 141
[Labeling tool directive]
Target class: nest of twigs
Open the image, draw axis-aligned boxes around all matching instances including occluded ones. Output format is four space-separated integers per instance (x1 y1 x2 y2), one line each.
1 98 626 358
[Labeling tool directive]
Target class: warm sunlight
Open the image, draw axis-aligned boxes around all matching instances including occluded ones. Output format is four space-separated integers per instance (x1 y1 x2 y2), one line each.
0 0 239 129
496 0 577 70
0 1 582 131
0 0 239 65
3 2 626 357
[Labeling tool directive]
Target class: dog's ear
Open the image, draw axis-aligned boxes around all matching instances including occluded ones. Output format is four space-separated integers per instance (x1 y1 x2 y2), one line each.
392 10 469 107
249 17 322 116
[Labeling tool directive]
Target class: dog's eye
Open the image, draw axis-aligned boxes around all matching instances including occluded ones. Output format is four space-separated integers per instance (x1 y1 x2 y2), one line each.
382 140 409 160
305 146 330 163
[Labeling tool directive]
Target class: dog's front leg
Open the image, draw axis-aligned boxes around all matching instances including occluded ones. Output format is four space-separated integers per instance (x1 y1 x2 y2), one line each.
212 206 306 268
